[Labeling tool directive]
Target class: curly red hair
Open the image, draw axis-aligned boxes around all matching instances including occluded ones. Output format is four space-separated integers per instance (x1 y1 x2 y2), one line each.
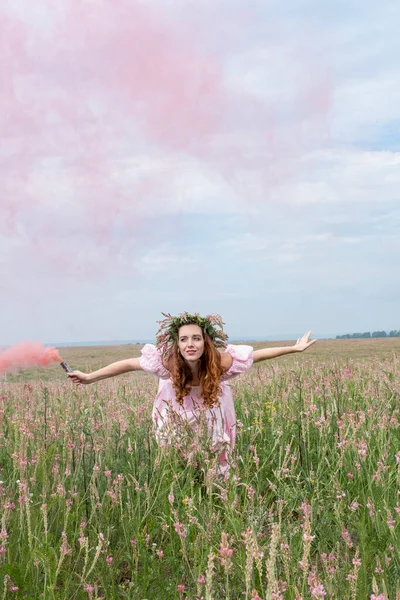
166 331 224 408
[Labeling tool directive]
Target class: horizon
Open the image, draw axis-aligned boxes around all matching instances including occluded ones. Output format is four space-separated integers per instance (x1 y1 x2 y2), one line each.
2 327 400 349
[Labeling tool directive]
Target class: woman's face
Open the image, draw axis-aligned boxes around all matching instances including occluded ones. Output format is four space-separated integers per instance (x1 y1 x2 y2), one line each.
178 324 205 362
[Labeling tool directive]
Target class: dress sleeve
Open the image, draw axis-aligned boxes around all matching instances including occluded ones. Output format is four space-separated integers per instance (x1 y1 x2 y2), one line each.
223 344 254 379
139 344 170 379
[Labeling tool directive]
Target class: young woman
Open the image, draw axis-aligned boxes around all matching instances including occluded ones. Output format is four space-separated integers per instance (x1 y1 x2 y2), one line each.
68 313 316 473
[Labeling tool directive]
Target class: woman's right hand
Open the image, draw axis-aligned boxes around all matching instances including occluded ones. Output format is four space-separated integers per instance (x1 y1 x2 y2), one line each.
67 371 91 385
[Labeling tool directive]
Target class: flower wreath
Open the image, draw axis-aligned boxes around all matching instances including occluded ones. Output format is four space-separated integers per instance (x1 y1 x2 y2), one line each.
155 312 228 353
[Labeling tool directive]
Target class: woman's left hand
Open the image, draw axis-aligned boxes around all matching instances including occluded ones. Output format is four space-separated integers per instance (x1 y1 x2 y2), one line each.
293 331 317 352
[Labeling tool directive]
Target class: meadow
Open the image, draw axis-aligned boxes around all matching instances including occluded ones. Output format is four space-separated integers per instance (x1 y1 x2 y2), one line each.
0 338 399 599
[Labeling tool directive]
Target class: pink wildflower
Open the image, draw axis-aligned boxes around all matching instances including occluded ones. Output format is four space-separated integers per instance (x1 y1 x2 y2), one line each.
83 584 95 593
218 546 233 559
341 529 353 548
247 486 256 498
308 571 326 598
59 531 72 556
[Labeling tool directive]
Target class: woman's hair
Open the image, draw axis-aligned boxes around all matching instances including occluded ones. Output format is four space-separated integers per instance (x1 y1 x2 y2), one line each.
166 331 224 408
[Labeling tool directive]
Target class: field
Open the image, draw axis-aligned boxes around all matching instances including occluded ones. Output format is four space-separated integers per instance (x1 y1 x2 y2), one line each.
0 338 399 599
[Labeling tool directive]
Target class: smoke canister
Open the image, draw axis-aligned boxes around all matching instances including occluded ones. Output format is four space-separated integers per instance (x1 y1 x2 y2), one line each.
60 361 74 373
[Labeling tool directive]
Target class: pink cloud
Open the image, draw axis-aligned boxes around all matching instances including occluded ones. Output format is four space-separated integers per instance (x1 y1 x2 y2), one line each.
0 1 331 278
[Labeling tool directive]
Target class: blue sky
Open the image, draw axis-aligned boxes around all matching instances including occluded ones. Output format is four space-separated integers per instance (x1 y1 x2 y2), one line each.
1 0 399 345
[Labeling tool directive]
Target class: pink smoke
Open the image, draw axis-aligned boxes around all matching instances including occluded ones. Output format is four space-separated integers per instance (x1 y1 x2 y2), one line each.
0 1 332 279
0 342 62 375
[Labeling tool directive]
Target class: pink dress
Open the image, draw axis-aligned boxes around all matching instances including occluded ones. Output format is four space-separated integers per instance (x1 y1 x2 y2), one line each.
139 344 254 462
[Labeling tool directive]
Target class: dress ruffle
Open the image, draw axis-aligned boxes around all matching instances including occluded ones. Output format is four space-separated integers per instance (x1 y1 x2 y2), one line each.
224 344 254 378
139 344 170 379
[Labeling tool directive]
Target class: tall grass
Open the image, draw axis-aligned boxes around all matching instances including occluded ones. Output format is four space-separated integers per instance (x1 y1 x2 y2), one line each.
0 356 399 599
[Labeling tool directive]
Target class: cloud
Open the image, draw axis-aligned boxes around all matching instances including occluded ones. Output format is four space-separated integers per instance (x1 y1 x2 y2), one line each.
267 148 400 206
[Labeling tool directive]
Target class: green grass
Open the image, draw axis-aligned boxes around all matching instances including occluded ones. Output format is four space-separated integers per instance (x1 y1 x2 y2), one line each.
0 341 399 599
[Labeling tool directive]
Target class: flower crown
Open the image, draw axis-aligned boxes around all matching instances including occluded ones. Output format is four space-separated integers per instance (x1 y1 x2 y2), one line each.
155 312 229 353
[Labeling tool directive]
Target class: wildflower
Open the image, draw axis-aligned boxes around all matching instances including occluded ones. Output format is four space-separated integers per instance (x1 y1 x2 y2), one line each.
59 531 72 556
357 440 368 459
251 591 263 600
308 572 326 598
83 584 95 593
387 518 395 529
341 529 353 549
299 502 312 516
247 486 256 499
367 498 375 516
310 585 326 598
218 531 233 569
106 555 113 564
174 522 186 538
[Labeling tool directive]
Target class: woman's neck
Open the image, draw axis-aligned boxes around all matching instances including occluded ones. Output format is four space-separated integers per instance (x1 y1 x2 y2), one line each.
186 359 200 385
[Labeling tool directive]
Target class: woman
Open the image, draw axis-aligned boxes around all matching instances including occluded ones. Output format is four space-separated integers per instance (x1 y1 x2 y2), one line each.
68 312 316 473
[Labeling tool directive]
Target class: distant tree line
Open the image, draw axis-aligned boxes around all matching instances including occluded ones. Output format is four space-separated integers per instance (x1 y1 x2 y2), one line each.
336 330 400 339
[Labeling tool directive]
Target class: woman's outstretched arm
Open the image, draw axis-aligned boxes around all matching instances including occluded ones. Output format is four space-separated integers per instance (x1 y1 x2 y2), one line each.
67 357 143 385
253 331 316 364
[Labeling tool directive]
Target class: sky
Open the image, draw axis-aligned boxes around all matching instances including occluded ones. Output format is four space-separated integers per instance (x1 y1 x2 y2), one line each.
1 0 399 345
